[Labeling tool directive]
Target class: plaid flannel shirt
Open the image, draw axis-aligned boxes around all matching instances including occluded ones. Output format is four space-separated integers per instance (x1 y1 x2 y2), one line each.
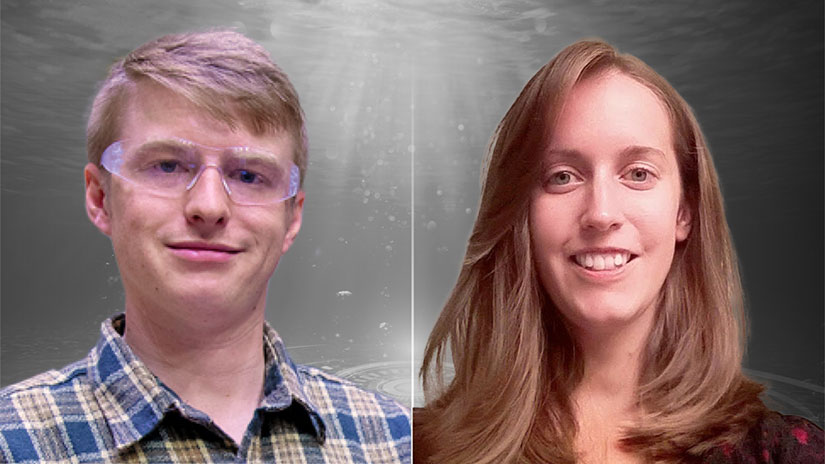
0 315 411 463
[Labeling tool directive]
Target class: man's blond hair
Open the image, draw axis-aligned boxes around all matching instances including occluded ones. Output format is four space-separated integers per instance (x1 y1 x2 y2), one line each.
86 30 307 186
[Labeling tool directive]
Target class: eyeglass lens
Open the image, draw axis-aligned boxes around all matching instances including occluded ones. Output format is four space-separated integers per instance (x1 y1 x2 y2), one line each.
102 139 299 204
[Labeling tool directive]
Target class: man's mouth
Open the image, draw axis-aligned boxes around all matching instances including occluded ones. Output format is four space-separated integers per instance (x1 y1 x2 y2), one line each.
168 242 241 253
571 251 636 270
167 242 242 262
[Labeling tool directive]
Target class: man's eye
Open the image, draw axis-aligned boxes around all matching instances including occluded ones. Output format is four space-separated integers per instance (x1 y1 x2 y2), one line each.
239 170 258 183
232 169 267 185
157 160 180 173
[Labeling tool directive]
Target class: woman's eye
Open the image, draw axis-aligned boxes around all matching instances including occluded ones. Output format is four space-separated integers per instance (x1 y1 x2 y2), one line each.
629 168 648 182
622 167 657 189
549 171 574 185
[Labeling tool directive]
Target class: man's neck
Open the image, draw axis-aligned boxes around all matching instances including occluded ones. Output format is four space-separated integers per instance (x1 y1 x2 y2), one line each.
122 300 268 444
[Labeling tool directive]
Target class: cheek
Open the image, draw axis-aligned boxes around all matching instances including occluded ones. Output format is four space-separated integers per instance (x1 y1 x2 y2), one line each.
529 201 570 284
633 198 682 248
251 215 288 256
529 197 573 251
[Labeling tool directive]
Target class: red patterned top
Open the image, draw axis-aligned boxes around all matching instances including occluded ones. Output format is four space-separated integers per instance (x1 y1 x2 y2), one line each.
703 412 823 463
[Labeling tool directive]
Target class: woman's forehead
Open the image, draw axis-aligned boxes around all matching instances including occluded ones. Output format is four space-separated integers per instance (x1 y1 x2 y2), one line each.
548 72 673 152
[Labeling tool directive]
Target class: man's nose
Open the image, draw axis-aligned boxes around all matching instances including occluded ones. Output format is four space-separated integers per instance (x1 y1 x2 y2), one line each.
580 177 623 232
183 166 232 228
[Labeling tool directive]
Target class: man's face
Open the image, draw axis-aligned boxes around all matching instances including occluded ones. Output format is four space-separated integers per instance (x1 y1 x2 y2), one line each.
85 82 303 323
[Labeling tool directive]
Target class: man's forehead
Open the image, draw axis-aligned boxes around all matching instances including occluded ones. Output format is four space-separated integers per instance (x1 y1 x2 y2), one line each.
121 81 294 151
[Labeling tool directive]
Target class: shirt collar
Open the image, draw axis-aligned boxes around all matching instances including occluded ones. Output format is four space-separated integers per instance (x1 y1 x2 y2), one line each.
260 322 326 442
87 315 178 451
87 314 326 451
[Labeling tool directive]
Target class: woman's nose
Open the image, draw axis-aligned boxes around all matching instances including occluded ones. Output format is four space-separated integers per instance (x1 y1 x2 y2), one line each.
580 178 623 232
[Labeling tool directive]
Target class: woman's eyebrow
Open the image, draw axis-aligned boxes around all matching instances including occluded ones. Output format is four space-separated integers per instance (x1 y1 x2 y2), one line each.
543 146 666 161
543 148 583 164
618 145 667 161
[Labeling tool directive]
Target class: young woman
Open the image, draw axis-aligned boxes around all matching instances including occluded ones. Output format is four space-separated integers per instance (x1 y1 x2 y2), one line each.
414 40 823 463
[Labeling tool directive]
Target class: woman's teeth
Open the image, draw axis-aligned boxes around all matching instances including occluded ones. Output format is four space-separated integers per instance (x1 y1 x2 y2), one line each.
574 252 631 270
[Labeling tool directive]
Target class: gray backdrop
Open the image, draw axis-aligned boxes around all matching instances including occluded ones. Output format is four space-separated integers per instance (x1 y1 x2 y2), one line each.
2 0 822 422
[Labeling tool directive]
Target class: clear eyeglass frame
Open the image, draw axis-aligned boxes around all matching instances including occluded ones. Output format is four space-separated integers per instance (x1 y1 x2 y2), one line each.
100 137 300 206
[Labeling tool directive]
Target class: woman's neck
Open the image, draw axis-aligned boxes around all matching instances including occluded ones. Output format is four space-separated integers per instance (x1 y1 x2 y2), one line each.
572 302 657 400
569 306 657 464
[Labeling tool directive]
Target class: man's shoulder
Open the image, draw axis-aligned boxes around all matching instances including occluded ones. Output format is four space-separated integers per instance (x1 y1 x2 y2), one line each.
294 364 411 441
1 359 91 408
0 360 98 462
295 363 411 415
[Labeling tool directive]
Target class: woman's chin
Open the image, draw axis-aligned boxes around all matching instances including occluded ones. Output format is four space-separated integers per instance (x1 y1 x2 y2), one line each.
560 300 656 335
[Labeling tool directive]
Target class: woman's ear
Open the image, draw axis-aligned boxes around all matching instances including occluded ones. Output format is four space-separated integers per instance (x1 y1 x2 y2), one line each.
676 203 692 242
85 163 112 236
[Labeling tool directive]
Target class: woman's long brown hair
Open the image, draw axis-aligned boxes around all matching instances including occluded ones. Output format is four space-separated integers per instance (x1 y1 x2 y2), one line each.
415 39 766 463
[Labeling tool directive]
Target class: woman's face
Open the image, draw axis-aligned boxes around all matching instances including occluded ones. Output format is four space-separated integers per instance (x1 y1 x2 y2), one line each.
529 71 691 334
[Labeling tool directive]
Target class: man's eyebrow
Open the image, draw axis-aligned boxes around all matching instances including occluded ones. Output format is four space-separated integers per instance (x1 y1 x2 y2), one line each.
136 139 194 153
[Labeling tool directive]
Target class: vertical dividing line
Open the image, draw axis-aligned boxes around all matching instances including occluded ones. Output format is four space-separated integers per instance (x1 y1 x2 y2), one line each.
410 59 416 414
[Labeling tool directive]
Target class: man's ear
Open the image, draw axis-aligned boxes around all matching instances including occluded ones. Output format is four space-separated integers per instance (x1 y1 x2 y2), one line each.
281 190 304 253
85 163 112 237
676 202 692 242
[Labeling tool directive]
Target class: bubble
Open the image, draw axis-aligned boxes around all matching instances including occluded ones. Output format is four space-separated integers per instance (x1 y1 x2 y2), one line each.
408 144 415 154
230 21 248 35
379 322 388 329
388 215 396 222
425 220 437 231
337 290 352 297
466 208 472 214
436 189 443 196
458 123 465 131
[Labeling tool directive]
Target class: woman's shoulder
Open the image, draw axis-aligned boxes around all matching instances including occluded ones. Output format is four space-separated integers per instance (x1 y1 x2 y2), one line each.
704 411 823 463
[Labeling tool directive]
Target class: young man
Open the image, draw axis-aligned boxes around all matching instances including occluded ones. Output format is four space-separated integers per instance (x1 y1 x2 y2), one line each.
0 31 410 463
